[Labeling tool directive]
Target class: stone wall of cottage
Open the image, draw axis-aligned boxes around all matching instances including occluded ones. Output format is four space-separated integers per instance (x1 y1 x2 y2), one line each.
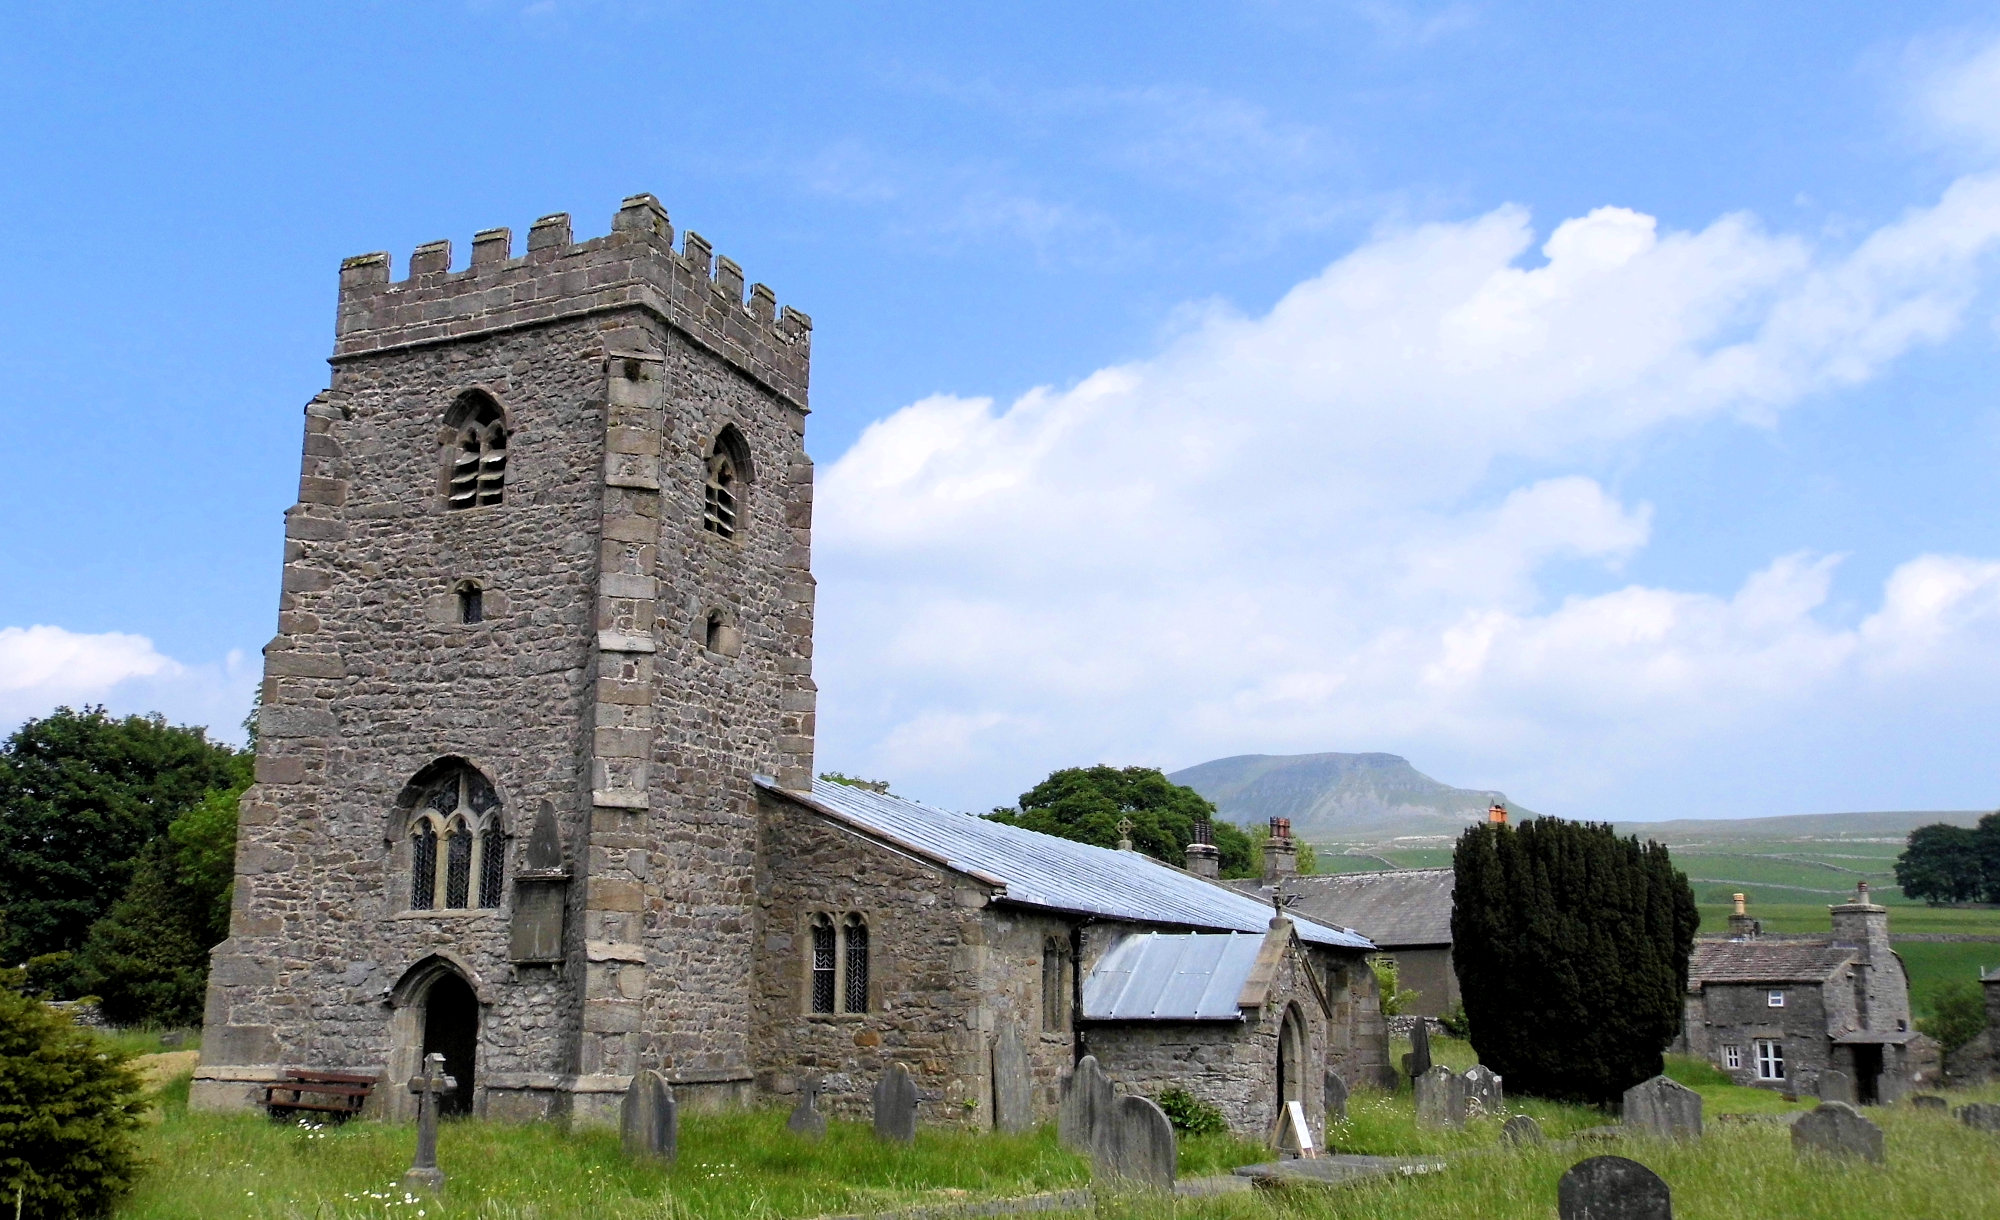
1695 981 1834 1093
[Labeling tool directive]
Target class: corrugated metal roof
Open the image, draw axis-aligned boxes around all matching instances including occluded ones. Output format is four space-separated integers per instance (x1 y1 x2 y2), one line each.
1082 932 1265 1020
1688 939 1856 986
1231 869 1456 948
762 779 1375 951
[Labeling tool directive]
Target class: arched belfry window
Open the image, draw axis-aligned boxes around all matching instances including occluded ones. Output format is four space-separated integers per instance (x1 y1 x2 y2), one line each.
703 426 752 540
406 763 505 911
444 392 508 510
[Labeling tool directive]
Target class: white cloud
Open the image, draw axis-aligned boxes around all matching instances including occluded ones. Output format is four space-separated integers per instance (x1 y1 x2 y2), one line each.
0 625 254 744
812 75 2000 819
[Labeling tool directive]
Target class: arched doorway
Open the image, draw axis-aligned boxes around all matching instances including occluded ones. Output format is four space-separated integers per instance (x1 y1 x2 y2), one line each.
1276 1004 1305 1118
420 971 479 1117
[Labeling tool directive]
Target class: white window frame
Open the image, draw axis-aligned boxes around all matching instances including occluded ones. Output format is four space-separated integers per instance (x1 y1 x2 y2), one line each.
1723 1045 1742 1070
1754 1039 1786 1081
1766 989 1786 1008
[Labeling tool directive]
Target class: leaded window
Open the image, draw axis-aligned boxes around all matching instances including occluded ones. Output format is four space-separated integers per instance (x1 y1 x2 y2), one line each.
404 763 506 912
411 823 438 910
445 819 473 908
843 916 870 1014
810 916 837 1014
479 823 506 907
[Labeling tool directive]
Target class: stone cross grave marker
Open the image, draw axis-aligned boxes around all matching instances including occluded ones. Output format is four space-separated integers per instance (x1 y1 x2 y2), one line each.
402 1053 456 1193
1911 1094 1947 1111
1059 1055 1115 1154
1502 1114 1545 1145
1093 1093 1176 1191
787 1076 827 1140
992 1021 1032 1134
1622 1075 1702 1140
620 1069 677 1162
1414 1065 1467 1128
873 1063 919 1143
1815 1069 1854 1106
1463 1065 1503 1117
1956 1102 2000 1131
1557 1155 1672 1220
1323 1070 1348 1125
1792 1101 1884 1164
1403 1020 1433 1080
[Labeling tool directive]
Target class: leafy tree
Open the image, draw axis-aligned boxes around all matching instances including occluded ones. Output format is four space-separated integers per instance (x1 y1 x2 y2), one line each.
0 707 248 966
1895 823 1984 905
0 976 148 1218
1917 979 1989 1057
818 772 893 795
1980 812 2000 905
986 765 1256 877
1451 817 1700 1105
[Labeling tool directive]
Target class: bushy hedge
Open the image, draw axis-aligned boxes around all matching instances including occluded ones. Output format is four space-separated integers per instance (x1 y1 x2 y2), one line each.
0 982 148 1218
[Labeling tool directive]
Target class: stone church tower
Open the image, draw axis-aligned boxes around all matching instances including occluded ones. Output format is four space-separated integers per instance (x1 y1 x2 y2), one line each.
192 195 817 1122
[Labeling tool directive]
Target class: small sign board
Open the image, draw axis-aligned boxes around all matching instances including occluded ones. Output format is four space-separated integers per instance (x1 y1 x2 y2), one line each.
1285 1100 1318 1158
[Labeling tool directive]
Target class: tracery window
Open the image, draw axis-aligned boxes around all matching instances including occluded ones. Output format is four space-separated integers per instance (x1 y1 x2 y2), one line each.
806 912 870 1014
444 393 508 510
406 764 506 911
702 426 752 541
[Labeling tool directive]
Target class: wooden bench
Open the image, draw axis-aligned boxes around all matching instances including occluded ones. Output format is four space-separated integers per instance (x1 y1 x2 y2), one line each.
262 1070 376 1121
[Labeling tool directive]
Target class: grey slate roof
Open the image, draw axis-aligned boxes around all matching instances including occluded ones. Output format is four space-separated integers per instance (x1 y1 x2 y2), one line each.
762 779 1375 951
1235 868 1456 948
1082 932 1267 1021
1687 939 1857 987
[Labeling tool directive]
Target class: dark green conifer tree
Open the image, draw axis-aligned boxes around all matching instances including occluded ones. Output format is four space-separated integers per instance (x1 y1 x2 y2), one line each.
1450 817 1699 1104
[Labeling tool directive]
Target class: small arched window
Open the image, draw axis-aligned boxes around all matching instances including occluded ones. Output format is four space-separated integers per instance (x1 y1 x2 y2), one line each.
843 915 870 1014
702 426 752 540
809 915 837 1014
805 911 870 1015
444 393 508 510
405 763 505 911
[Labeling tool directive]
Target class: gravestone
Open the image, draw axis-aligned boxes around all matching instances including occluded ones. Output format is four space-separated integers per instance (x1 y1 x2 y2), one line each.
620 1069 677 1162
1557 1155 1672 1220
787 1076 827 1140
1957 1102 2000 1131
1622 1075 1702 1140
1378 1064 1403 1090
1463 1065 1504 1117
1911 1094 1947 1111
158 1030 186 1048
873 1063 919 1143
1323 1070 1348 1124
992 1022 1032 1134
1815 1069 1854 1106
1792 1101 1884 1164
1092 1093 1176 1190
1502 1114 1545 1145
402 1052 456 1193
1414 1065 1467 1128
1403 1020 1433 1080
1059 1055 1115 1154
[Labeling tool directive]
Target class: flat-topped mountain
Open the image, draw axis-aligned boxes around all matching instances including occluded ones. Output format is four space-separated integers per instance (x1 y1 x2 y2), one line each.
1168 752 1530 839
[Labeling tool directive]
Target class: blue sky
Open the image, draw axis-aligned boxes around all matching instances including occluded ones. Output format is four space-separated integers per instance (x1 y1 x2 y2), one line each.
6 3 2000 820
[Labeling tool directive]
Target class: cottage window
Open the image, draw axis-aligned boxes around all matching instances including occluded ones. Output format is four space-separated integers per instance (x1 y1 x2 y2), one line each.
1754 1039 1785 1081
1766 990 1786 1008
444 393 508 510
405 764 505 912
806 912 870 1015
1722 1045 1742 1070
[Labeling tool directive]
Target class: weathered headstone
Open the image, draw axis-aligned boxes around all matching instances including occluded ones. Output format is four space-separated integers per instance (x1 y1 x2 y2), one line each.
992 1022 1032 1134
873 1063 919 1143
1557 1155 1672 1220
1414 1065 1467 1128
620 1069 677 1162
786 1076 827 1140
1911 1094 1947 1111
1622 1075 1702 1140
1792 1101 1884 1164
402 1052 455 1193
1502 1114 1545 1145
1402 1020 1433 1080
1059 1055 1115 1154
1815 1069 1854 1106
1463 1065 1504 1117
1092 1093 1176 1190
1323 1070 1348 1124
1957 1102 2000 1131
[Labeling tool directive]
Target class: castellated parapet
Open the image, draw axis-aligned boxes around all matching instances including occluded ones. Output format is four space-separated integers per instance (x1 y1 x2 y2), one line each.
193 194 817 1127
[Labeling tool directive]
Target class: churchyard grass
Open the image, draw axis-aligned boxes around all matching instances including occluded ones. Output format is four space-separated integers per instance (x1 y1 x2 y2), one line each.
91 1025 203 1058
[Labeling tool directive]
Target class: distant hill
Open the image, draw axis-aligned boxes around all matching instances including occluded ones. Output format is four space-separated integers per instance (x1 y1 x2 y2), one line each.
1613 810 1987 843
1168 752 1531 838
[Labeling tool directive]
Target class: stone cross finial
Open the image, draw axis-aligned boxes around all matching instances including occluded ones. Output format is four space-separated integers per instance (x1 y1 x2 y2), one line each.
403 1052 456 1192
1116 817 1135 851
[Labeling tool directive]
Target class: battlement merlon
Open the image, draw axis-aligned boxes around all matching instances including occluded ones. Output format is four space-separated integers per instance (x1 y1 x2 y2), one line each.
331 194 813 412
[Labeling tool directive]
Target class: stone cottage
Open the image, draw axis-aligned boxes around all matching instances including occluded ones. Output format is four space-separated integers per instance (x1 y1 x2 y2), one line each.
190 194 1388 1139
1676 888 1931 1102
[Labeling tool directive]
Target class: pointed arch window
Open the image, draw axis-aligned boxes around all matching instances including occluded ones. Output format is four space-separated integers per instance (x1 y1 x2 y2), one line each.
444 393 508 510
702 426 753 540
404 764 506 911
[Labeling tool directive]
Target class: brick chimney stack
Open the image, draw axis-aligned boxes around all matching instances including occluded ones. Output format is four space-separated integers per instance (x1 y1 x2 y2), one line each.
1261 817 1297 884
1185 818 1220 878
1487 801 1509 826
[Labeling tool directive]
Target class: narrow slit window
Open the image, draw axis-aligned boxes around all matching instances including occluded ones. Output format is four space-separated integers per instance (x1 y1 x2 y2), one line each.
410 823 438 910
843 916 870 1014
810 917 837 1014
459 585 484 624
1042 939 1065 1031
478 823 505 908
